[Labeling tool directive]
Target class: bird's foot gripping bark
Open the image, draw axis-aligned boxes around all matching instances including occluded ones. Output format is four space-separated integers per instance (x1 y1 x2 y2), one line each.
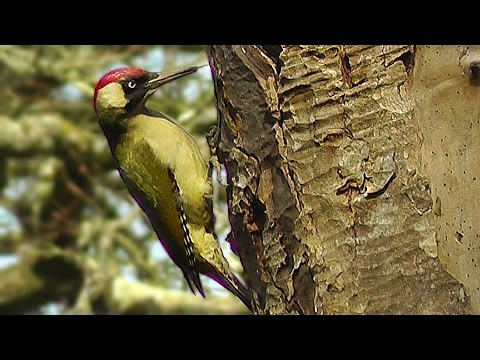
206 125 225 185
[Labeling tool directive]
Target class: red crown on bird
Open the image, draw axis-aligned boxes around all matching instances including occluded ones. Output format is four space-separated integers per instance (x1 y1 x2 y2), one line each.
94 67 146 111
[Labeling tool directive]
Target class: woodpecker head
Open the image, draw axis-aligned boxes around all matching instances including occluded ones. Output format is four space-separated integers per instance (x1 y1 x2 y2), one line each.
93 65 203 123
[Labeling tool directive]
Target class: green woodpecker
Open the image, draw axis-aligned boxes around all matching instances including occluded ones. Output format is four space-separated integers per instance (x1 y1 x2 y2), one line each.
93 66 251 310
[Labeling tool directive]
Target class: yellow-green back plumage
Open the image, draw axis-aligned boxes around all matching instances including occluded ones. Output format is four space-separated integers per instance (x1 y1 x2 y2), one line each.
117 114 212 229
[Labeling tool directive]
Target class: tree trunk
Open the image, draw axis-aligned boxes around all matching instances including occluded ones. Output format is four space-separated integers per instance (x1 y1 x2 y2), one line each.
207 45 479 314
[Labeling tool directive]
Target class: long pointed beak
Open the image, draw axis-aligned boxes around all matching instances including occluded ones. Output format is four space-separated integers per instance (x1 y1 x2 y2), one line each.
146 64 207 90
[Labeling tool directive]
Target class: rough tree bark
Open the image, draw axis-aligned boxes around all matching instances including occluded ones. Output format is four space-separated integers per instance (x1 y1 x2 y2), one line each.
207 45 480 314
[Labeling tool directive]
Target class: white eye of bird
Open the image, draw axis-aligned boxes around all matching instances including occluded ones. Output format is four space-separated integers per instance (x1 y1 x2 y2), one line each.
128 80 136 89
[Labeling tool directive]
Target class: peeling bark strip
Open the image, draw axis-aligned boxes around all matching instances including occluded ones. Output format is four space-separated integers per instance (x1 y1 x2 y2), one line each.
209 45 469 314
208 46 301 313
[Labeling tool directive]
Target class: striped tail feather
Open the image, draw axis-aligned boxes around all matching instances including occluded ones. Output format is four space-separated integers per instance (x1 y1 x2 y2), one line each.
204 266 252 312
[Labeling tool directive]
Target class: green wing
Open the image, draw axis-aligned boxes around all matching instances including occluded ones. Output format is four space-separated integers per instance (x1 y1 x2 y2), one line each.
116 141 204 295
